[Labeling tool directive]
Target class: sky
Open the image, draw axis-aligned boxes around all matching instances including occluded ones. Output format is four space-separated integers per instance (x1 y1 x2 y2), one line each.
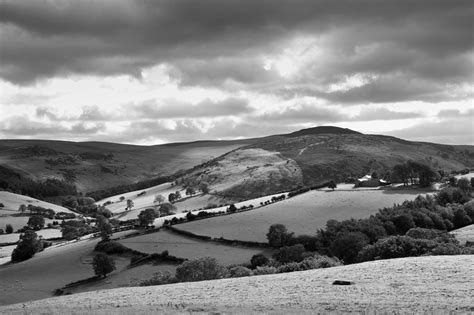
0 0 473 145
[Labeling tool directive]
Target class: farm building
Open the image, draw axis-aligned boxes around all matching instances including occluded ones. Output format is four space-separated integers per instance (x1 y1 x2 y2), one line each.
354 175 390 188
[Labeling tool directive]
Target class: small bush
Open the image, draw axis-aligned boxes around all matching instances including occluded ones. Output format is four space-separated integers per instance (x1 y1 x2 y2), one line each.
273 244 305 263
229 266 253 278
5 224 13 234
253 266 278 275
95 241 129 255
250 254 269 269
140 271 177 286
175 257 229 282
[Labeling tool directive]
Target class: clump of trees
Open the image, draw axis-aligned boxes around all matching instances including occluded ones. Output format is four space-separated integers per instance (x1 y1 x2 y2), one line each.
391 161 438 187
27 215 45 230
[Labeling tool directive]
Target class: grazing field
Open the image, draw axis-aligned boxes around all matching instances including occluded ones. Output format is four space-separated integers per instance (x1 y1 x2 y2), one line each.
0 230 136 306
118 230 272 266
2 255 472 314
455 172 474 180
0 215 58 232
451 224 474 246
0 228 62 244
176 189 427 242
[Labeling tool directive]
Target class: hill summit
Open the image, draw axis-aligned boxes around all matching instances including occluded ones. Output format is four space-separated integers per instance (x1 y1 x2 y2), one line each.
286 126 362 137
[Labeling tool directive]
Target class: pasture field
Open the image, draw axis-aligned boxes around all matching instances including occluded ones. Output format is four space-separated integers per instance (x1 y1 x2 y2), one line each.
118 230 272 266
0 228 62 244
0 191 73 215
0 230 136 306
0 216 57 232
176 189 427 242
455 172 474 180
451 224 474 245
2 255 472 314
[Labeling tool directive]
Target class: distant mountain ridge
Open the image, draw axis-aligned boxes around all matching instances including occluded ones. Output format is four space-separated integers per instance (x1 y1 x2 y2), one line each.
0 126 472 196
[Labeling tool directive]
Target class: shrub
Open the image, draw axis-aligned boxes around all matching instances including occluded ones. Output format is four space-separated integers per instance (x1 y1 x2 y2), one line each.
140 271 176 286
357 236 435 262
253 266 278 275
229 266 253 278
277 262 302 273
92 253 116 277
5 224 13 234
430 243 463 255
300 254 342 269
175 257 229 282
250 254 269 269
273 244 305 263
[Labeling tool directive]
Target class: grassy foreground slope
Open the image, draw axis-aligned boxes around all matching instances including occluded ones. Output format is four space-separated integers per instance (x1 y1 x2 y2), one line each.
1 255 472 314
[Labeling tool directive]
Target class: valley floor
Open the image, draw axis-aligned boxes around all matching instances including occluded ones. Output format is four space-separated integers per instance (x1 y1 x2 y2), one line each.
1 255 472 314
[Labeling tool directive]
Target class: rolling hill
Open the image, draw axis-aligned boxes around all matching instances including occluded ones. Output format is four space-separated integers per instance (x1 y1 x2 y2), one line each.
1 255 472 314
178 130 474 200
1 127 473 199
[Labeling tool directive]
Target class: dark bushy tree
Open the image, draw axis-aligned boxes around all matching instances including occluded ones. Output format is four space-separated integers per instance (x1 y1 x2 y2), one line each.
27 215 45 230
330 232 369 264
92 253 116 277
138 208 157 227
5 224 13 234
266 224 294 247
273 244 305 263
11 230 42 262
250 254 269 269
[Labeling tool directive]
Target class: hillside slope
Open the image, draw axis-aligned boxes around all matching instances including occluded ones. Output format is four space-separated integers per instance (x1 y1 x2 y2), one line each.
0 139 253 193
182 131 474 199
1 255 472 314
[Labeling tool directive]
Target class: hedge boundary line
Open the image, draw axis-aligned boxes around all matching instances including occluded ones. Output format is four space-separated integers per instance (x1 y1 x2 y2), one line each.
165 225 270 248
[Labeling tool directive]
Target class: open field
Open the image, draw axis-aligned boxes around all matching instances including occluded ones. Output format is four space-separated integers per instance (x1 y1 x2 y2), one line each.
176 189 428 242
0 191 73 215
455 172 474 180
0 230 136 306
0 215 58 232
118 230 272 266
0 228 62 244
66 263 178 295
1 255 472 314
452 224 474 246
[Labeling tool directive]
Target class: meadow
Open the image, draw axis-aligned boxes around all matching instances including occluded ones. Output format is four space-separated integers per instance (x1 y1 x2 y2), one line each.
175 188 427 242
118 230 272 266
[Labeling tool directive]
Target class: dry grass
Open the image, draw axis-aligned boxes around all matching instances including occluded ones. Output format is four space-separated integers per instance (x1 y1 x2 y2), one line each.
1 255 472 314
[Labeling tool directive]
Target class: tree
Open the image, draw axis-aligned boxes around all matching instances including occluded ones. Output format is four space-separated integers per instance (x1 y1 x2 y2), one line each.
11 230 42 262
92 253 116 277
158 203 175 216
126 199 134 211
138 208 157 227
330 232 369 264
199 182 210 194
96 215 113 241
168 193 176 203
154 194 165 205
175 257 228 282
327 180 337 191
457 178 471 193
273 244 305 263
5 224 13 234
228 204 237 213
174 191 182 200
266 224 294 247
185 187 196 196
470 178 474 189
27 215 45 230
18 204 27 214
392 163 411 185
250 254 269 269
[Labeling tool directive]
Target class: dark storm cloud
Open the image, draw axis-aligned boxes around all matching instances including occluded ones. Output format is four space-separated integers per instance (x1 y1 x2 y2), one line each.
133 97 252 119
1 0 472 94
